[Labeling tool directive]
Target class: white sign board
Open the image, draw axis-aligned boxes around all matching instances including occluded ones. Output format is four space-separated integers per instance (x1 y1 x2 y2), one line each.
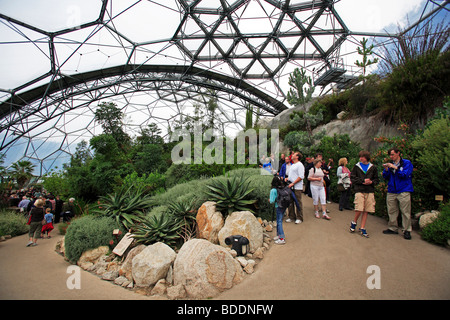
112 232 134 256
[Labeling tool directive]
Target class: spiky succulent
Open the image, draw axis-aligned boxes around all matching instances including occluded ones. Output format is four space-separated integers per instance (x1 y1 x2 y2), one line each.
131 213 182 248
205 174 257 216
167 198 197 222
93 185 153 229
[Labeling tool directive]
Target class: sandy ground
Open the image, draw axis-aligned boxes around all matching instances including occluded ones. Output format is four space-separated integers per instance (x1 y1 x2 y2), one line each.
1 194 449 301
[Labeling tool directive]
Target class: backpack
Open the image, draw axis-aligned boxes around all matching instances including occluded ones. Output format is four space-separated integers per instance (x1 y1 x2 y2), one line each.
277 186 291 209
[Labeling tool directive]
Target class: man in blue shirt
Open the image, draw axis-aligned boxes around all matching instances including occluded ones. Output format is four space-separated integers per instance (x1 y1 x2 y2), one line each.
382 148 414 240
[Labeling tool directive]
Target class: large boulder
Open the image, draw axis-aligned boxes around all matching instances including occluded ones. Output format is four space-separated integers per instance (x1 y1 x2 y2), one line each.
419 211 440 229
218 211 263 253
132 242 177 287
173 239 244 299
119 244 146 281
196 201 224 244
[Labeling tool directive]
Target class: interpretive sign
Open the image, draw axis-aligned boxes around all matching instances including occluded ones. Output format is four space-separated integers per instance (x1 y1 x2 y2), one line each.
112 232 134 256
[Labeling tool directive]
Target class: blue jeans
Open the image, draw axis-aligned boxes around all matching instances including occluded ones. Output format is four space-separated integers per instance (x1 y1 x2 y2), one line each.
276 206 286 239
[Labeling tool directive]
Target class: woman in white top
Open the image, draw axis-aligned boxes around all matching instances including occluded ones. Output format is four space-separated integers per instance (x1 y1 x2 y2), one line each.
308 159 331 220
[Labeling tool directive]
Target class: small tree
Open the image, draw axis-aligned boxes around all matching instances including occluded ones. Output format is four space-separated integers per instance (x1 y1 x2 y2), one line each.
355 37 379 78
94 102 130 149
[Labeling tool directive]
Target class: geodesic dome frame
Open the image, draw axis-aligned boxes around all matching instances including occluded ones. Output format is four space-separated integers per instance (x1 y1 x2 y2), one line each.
0 0 448 175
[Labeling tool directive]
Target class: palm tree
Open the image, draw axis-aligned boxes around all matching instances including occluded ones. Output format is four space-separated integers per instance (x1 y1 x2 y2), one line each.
9 160 35 189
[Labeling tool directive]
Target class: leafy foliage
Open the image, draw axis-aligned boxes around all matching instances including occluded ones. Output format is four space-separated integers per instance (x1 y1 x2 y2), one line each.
64 216 125 264
8 160 35 189
0 210 29 237
94 102 130 148
118 171 166 196
421 203 450 246
411 116 450 196
283 129 326 156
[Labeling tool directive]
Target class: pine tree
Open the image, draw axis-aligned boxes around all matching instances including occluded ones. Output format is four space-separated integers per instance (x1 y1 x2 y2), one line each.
355 37 379 78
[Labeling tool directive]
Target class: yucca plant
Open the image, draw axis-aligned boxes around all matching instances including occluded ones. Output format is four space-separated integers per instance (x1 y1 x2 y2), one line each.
205 174 257 216
131 213 182 248
93 185 153 229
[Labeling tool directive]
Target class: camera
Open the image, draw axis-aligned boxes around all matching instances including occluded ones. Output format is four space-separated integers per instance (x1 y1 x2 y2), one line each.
224 235 250 256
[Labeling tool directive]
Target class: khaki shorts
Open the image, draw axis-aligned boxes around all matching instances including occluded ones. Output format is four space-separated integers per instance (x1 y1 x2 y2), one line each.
354 192 376 213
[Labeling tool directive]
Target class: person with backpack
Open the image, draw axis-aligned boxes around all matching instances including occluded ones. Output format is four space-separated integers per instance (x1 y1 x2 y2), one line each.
269 175 290 244
308 159 331 220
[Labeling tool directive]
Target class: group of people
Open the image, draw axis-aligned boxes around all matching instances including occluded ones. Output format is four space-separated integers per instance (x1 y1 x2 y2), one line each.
6 189 76 247
269 147 414 244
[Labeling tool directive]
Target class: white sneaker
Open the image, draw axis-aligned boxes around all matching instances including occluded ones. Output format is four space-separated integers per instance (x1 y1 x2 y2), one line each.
295 219 302 224
274 239 286 245
273 236 279 241
285 218 292 223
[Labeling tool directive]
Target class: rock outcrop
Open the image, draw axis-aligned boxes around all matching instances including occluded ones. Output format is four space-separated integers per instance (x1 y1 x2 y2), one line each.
173 239 244 299
218 211 263 253
132 242 177 287
196 201 224 244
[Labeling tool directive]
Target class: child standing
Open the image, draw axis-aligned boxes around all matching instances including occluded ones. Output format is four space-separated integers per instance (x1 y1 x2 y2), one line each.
41 207 54 239
269 176 288 244
349 151 379 238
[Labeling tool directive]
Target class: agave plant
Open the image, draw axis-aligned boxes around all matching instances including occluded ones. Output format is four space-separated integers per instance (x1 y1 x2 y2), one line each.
131 213 182 248
94 185 153 230
205 174 257 216
167 197 198 241
167 197 197 222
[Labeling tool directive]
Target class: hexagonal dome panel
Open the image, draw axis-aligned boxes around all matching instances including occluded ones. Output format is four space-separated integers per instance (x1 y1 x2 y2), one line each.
0 0 447 174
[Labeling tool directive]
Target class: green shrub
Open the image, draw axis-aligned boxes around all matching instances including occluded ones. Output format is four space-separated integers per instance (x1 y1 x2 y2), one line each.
118 171 166 195
421 203 450 246
0 210 29 237
164 163 224 188
380 50 450 123
64 216 124 264
412 116 450 197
